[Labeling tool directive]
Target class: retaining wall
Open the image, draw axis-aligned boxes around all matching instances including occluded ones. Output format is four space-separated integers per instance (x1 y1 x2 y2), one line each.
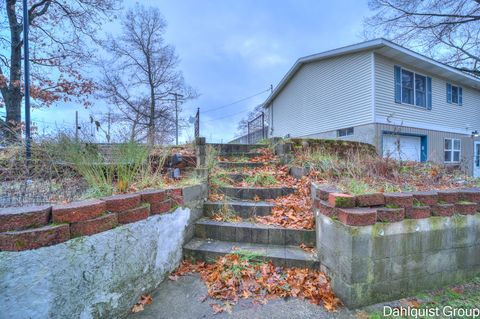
0 183 207 319
312 183 480 308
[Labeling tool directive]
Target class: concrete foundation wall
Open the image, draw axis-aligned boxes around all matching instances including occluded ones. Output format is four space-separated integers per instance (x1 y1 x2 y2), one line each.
302 123 377 146
316 213 480 308
0 184 207 319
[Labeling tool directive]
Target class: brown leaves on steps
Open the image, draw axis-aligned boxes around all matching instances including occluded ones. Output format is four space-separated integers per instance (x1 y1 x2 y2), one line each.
171 253 340 313
257 176 314 229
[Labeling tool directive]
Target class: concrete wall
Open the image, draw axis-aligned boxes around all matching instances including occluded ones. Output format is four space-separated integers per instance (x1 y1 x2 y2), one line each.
302 123 377 146
316 213 480 308
0 184 206 319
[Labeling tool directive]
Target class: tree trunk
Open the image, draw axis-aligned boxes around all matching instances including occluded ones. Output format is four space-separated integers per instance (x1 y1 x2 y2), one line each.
4 0 23 142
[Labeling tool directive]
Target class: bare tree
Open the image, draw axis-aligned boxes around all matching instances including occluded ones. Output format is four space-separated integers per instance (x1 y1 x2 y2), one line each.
0 0 120 141
236 104 268 137
365 0 480 76
100 4 195 146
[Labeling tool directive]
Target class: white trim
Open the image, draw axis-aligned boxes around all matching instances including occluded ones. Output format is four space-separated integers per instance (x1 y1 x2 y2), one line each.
375 115 472 135
371 52 376 121
444 137 461 163
264 38 480 108
448 83 462 105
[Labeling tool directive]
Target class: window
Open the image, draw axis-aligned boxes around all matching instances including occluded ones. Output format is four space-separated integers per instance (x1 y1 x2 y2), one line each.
444 138 461 163
337 127 354 137
447 83 463 105
395 66 431 108
415 74 426 107
401 69 414 105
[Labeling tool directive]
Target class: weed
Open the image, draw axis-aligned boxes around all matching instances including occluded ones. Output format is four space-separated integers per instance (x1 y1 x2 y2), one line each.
244 172 277 187
413 199 426 207
385 204 400 209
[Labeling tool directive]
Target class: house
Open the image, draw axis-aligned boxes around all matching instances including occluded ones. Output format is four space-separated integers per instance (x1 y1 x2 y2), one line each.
264 38 480 177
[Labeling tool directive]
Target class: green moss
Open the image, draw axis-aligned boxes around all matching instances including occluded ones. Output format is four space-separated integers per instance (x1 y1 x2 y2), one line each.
428 216 444 230
385 204 400 209
413 199 426 207
335 196 353 207
452 214 468 227
457 200 475 205
372 223 386 237
14 240 26 249
403 219 420 233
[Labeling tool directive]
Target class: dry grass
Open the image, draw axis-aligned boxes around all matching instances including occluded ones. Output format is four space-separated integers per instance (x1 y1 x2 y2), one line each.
295 147 474 195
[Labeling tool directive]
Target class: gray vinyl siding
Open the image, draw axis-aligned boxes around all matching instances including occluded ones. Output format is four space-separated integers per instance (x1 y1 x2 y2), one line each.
269 51 373 137
374 53 480 133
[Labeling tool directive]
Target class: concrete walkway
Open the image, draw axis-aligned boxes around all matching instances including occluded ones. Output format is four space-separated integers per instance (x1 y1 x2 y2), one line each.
128 274 357 319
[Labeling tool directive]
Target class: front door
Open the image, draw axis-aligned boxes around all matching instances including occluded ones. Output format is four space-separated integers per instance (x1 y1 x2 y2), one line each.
474 141 480 178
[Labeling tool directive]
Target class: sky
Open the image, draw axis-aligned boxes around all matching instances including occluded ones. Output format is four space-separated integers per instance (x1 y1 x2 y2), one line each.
27 0 372 144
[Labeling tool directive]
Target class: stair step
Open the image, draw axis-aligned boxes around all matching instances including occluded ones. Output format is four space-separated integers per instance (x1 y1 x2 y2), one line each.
217 161 268 169
211 172 248 183
194 218 316 246
183 238 318 269
218 152 263 158
217 186 296 200
204 200 274 218
209 143 263 155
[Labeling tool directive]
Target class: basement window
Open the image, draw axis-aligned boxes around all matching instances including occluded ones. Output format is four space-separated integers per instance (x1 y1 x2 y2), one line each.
444 138 461 163
337 127 354 137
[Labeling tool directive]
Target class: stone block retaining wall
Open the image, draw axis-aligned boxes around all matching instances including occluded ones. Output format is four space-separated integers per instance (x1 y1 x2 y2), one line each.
0 183 207 319
312 183 480 308
0 186 199 252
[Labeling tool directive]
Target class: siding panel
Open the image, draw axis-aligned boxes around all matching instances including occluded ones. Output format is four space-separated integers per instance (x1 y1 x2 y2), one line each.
270 51 373 137
374 53 480 133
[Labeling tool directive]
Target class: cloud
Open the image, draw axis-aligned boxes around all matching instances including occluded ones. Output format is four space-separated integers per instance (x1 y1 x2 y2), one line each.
223 35 288 69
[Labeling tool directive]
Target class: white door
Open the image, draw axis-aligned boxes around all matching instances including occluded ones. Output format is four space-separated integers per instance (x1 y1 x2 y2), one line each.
474 141 480 178
383 134 421 162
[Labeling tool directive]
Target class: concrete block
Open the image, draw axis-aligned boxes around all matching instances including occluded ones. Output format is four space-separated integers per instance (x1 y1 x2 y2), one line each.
268 228 285 245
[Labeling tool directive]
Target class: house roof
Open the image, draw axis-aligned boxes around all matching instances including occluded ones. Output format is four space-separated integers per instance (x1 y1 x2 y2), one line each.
264 38 480 107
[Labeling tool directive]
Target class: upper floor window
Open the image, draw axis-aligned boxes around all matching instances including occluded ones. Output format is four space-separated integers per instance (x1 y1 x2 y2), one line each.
447 83 463 105
337 127 354 137
394 66 432 109
444 138 461 163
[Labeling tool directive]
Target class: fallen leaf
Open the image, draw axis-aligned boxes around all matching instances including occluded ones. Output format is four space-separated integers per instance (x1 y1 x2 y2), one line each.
210 303 225 314
131 304 144 313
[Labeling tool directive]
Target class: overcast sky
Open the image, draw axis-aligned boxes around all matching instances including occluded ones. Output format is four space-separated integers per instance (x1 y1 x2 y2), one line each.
30 0 371 144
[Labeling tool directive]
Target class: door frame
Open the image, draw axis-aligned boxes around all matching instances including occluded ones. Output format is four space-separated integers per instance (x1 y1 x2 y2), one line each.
473 141 480 178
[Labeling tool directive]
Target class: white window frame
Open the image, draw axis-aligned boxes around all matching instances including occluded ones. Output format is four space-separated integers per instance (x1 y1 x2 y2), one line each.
444 138 461 163
450 84 461 105
337 127 354 137
400 67 428 108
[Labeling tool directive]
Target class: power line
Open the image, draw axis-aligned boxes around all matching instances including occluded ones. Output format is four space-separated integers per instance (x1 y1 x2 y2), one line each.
201 88 270 114
203 107 253 123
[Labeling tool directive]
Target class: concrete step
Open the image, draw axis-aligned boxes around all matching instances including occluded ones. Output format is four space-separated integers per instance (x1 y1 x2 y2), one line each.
183 238 318 269
217 186 296 200
217 161 269 169
218 152 263 158
208 143 263 155
203 200 274 218
211 172 249 184
194 218 316 246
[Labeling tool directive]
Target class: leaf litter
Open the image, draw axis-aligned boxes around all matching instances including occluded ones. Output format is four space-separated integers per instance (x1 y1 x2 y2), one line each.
170 252 341 314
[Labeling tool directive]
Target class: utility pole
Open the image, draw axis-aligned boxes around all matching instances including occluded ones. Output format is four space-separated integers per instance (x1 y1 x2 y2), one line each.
75 111 79 142
171 93 184 145
107 110 111 143
23 0 31 160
